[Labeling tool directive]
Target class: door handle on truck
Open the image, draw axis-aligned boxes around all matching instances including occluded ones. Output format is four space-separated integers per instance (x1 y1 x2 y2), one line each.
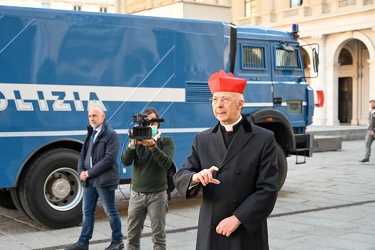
274 97 282 104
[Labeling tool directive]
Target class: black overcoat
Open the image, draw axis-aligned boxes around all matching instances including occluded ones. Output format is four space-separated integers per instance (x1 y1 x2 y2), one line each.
173 118 279 250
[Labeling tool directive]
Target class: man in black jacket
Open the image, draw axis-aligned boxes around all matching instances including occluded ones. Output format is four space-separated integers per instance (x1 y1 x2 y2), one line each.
65 105 124 250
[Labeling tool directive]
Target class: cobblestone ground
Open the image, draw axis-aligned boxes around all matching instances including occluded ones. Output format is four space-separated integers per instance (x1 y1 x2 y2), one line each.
0 140 374 250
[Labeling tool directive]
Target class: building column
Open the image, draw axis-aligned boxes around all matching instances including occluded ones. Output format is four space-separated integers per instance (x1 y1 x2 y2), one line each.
351 63 360 125
368 59 375 99
147 0 153 9
357 59 375 125
310 35 327 125
351 41 361 125
325 62 341 125
115 0 127 13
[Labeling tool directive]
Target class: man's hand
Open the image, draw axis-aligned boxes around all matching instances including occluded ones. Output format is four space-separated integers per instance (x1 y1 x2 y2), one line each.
80 170 89 181
191 166 220 186
216 215 241 237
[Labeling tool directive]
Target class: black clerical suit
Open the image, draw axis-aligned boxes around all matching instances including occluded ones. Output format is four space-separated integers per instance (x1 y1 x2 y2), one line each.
173 116 279 250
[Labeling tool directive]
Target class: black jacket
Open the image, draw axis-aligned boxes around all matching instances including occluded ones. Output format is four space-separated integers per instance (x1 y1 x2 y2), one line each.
78 121 120 189
173 117 278 250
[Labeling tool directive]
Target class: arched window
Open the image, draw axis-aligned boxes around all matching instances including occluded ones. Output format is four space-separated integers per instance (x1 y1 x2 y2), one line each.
338 48 353 65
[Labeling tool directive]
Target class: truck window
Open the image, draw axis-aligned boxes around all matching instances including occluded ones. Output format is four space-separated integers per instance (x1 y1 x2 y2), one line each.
242 45 265 69
275 48 301 69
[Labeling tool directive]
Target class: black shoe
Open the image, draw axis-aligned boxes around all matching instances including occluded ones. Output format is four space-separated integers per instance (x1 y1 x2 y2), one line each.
360 158 369 163
64 243 88 250
105 241 124 250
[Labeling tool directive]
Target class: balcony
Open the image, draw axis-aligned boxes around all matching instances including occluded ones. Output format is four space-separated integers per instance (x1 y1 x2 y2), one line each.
125 0 231 14
234 0 374 26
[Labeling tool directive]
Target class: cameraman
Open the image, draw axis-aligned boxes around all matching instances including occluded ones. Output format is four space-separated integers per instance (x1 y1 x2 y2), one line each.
121 107 175 250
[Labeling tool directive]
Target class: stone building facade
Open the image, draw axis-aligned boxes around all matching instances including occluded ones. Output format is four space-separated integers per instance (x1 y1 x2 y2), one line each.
0 0 116 13
232 0 375 126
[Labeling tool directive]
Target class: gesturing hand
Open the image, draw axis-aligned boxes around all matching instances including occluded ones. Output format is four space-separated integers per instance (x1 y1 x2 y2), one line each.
191 166 220 186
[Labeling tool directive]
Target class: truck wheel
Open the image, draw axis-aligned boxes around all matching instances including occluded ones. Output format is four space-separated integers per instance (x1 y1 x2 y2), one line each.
18 148 83 228
0 189 16 209
276 143 287 190
10 188 28 215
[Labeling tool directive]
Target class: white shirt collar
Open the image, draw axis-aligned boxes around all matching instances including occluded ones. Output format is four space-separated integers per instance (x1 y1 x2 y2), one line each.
220 116 242 132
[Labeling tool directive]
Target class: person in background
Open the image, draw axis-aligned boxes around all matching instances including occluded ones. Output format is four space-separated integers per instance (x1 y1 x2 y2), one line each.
121 107 175 250
360 98 375 163
65 105 124 250
173 70 279 250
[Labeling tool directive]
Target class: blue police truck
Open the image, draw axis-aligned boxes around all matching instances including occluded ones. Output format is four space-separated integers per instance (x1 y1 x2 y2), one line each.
0 6 319 228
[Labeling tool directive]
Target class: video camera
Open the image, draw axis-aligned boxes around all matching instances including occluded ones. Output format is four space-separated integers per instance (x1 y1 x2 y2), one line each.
129 113 164 140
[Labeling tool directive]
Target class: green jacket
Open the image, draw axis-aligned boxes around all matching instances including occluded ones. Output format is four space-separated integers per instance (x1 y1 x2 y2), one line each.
121 136 175 193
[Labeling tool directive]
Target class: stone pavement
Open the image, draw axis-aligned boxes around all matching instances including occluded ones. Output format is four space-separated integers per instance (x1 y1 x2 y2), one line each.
0 139 374 250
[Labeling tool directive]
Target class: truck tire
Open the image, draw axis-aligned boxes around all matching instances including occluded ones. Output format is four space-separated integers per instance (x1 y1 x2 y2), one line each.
0 189 16 209
18 148 83 228
276 143 288 190
10 188 28 215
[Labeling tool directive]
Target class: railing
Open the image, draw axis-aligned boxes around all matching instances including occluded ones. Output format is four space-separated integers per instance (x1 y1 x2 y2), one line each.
278 1 374 25
124 0 375 24
283 9 298 18
338 0 356 7
125 0 231 13
126 1 147 13
282 6 311 20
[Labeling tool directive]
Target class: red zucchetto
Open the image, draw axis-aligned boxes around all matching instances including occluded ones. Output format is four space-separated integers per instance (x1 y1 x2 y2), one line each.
208 70 247 94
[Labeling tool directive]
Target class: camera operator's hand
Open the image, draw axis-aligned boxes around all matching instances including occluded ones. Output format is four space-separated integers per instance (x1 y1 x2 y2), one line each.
137 138 156 147
137 138 158 152
128 139 136 150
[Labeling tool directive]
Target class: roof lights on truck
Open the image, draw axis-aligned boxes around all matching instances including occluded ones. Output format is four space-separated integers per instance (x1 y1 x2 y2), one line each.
292 24 299 39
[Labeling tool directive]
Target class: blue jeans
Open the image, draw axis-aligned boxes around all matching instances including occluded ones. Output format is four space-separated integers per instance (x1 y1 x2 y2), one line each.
78 180 123 246
127 190 168 250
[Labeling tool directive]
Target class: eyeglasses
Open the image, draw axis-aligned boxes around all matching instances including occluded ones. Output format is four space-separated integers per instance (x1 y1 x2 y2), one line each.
209 96 238 104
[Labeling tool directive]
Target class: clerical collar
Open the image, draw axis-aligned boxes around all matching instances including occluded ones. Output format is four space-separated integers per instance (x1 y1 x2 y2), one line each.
220 116 242 132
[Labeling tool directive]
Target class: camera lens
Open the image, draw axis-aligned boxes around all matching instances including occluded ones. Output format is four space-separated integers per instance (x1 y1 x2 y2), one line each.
140 130 147 136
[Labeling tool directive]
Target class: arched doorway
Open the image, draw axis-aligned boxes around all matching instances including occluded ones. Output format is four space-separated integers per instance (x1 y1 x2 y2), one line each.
337 40 369 125
338 48 353 124
338 77 352 123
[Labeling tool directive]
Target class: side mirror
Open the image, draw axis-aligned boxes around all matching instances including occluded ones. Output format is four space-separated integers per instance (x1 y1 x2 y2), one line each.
313 48 319 73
